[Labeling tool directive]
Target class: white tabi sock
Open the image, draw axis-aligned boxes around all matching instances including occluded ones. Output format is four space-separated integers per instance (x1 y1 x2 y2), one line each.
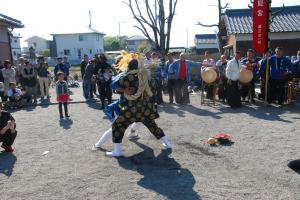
161 136 172 149
106 143 121 157
94 128 112 148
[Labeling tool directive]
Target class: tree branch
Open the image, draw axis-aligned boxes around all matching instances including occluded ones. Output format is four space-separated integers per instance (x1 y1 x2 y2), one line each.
221 2 231 10
196 22 219 27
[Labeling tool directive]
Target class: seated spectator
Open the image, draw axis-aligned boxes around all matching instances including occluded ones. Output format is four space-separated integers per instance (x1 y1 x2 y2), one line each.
7 82 23 109
0 103 17 152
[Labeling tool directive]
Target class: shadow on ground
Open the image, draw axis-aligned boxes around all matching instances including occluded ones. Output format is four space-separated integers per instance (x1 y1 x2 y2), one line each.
59 118 73 129
0 153 16 177
117 141 201 200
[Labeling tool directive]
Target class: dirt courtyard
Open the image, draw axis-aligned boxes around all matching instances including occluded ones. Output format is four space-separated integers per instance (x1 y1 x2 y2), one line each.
0 89 299 200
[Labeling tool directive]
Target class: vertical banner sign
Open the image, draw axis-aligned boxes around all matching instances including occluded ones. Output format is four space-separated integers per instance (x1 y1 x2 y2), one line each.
252 0 269 54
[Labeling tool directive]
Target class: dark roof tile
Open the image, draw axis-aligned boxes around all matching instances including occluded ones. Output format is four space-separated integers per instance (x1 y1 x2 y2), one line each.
223 5 300 34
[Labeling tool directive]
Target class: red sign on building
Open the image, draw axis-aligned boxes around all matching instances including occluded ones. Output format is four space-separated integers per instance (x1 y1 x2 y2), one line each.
252 0 269 54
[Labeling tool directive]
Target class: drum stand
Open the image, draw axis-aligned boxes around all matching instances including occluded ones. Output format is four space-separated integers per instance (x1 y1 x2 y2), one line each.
200 81 216 105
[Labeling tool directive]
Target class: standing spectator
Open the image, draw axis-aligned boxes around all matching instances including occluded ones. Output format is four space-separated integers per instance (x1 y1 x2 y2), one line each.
2 60 16 96
37 58 50 100
201 51 216 100
0 60 3 69
258 49 272 99
54 57 67 81
144 51 152 65
226 51 243 108
22 61 38 104
16 57 26 86
83 59 96 100
241 49 259 102
261 47 292 105
165 52 176 104
169 53 200 104
216 55 228 102
63 56 71 81
56 72 70 118
94 54 113 110
80 54 89 79
0 102 17 152
291 50 300 78
155 57 165 104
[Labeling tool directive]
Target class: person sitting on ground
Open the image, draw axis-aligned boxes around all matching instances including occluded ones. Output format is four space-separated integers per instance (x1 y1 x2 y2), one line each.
7 82 23 109
0 102 17 152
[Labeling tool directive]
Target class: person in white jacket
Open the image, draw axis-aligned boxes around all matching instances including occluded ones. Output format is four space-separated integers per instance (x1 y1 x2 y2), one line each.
226 52 243 108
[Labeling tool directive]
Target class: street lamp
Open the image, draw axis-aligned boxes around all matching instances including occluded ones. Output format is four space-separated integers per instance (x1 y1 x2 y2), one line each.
114 21 126 40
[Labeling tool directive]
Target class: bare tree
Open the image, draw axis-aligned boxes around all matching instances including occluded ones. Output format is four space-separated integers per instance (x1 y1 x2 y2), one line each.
124 0 178 54
196 0 230 53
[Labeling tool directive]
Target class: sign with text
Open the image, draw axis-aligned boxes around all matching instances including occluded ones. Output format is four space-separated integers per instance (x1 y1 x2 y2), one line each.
252 0 269 54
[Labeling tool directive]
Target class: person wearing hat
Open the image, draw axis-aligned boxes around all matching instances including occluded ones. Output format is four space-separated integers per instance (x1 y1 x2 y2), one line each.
168 53 201 104
2 60 16 96
106 59 171 157
0 102 17 152
241 49 259 102
226 51 243 108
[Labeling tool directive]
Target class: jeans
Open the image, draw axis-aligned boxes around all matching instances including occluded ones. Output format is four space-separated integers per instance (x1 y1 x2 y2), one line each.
83 82 93 99
167 79 176 103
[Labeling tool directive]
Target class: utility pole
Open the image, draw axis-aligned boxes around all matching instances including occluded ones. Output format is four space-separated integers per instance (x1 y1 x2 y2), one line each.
186 29 189 49
89 10 92 28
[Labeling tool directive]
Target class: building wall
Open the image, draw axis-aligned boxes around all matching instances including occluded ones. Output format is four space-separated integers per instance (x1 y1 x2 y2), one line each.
26 36 49 54
54 33 104 64
0 26 11 61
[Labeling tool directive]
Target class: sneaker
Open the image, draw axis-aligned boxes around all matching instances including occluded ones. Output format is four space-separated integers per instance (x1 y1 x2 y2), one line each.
92 145 101 151
1 145 14 153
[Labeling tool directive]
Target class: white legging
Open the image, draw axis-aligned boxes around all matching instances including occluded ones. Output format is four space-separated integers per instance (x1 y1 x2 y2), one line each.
94 122 142 148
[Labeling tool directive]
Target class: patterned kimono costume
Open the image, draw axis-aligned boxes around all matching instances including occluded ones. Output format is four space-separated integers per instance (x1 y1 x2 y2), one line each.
112 71 165 143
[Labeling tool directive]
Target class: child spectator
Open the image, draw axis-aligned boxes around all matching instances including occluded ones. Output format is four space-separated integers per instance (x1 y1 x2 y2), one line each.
7 82 23 109
0 102 17 152
56 72 70 118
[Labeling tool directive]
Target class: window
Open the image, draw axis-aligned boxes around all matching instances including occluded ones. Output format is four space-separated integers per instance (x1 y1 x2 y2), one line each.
127 40 135 45
79 34 87 41
96 35 99 41
33 42 37 47
14 40 18 43
64 49 70 55
13 51 16 56
90 49 92 54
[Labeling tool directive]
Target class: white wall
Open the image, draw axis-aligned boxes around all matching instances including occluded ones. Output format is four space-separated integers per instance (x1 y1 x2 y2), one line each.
11 36 21 61
235 32 300 41
196 43 218 49
26 36 48 54
55 33 104 62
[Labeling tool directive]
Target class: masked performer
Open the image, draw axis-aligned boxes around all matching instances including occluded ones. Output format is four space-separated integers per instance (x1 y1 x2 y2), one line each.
106 59 171 157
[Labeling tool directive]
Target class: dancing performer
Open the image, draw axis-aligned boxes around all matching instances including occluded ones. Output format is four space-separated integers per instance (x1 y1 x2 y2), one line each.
226 51 243 108
106 59 171 157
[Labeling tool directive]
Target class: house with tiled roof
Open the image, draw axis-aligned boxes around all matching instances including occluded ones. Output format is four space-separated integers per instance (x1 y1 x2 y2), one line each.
194 34 219 55
221 5 300 56
0 13 24 62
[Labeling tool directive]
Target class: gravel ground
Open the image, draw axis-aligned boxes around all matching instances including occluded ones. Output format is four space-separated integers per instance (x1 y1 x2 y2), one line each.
0 87 299 200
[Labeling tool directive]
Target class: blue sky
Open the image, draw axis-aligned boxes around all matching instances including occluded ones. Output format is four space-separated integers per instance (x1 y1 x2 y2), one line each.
1 0 298 48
